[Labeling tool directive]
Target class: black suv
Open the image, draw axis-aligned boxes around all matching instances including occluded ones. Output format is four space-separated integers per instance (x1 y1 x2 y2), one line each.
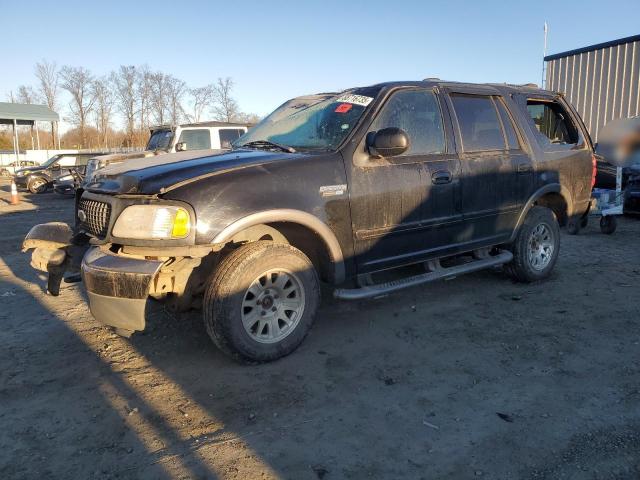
23 80 594 362
14 152 107 194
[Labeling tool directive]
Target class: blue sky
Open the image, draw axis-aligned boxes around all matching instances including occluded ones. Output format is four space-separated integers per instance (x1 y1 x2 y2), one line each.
2 0 639 116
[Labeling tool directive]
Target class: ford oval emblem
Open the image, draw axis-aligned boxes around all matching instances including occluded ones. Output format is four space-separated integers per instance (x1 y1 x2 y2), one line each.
78 209 87 222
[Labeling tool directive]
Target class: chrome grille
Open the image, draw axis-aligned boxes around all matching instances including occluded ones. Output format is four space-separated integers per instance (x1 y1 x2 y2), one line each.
78 199 111 237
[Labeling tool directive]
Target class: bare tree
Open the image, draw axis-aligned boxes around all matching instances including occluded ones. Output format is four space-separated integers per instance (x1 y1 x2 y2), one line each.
150 72 169 125
166 76 186 125
189 84 215 122
212 77 239 122
112 65 137 146
17 85 37 104
137 65 153 136
5 91 16 103
93 76 114 148
34 60 60 147
60 66 96 148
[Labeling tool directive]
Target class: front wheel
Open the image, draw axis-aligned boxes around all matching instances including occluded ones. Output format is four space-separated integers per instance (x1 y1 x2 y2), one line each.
505 206 560 283
203 241 320 363
27 177 48 194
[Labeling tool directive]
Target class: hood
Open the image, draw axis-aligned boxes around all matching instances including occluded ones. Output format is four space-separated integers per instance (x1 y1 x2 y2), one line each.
15 165 46 176
85 148 307 195
93 150 166 165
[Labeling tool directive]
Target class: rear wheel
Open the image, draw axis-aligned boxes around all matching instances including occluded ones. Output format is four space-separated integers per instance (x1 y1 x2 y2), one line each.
599 216 617 234
203 241 320 363
27 177 48 194
506 206 560 282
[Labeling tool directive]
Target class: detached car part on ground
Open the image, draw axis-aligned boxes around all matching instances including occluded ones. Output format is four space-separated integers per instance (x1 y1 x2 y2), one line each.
22 80 594 363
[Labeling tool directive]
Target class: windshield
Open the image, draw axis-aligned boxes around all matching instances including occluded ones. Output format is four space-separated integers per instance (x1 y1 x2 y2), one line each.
40 155 62 168
234 90 378 151
146 129 174 150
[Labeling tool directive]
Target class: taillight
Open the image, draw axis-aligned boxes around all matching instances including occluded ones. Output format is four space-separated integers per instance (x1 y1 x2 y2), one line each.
591 153 597 188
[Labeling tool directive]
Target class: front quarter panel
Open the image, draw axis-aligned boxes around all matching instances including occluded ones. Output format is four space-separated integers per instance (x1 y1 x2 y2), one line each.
161 152 354 263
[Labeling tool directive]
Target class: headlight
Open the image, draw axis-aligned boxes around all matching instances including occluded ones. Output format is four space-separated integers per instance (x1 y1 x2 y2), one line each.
112 205 191 239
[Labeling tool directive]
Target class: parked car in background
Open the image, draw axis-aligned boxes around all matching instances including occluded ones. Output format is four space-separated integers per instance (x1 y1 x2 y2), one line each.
23 80 593 362
83 121 250 183
14 153 108 193
0 160 38 177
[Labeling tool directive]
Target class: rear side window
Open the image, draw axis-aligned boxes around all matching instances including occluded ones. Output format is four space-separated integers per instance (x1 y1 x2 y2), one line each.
370 89 445 156
450 94 505 151
526 100 578 145
219 129 245 148
178 129 211 150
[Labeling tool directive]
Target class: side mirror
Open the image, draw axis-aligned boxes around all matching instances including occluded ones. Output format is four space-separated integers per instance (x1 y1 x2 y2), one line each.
367 127 409 158
175 142 187 152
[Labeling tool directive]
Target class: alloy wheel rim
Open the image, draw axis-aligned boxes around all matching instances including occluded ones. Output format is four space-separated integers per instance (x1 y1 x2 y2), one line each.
241 268 305 344
528 223 554 271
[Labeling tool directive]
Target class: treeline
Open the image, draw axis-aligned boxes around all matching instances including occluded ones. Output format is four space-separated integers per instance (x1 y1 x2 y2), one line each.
3 60 260 150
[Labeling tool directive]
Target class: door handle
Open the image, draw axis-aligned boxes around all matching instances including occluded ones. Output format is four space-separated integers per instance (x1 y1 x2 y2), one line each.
432 170 452 185
517 163 532 174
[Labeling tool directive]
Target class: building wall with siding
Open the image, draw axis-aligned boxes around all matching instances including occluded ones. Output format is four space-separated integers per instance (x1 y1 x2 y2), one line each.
545 37 640 141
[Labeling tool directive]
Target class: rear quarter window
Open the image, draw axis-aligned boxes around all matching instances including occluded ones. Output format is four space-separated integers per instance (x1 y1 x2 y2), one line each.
526 99 579 145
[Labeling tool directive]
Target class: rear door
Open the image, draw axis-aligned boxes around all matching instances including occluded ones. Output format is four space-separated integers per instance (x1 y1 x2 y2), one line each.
445 89 531 244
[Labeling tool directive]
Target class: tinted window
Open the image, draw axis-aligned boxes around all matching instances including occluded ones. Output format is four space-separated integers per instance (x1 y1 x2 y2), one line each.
451 95 505 151
370 90 445 156
147 129 174 150
178 129 211 150
495 99 520 150
219 129 244 148
526 100 578 145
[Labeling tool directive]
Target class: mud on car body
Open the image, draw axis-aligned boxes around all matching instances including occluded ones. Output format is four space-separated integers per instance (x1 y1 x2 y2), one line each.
23 80 595 362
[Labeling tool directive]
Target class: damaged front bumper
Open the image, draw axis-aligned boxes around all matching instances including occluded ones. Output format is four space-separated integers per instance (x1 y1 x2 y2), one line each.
22 222 163 335
81 247 163 334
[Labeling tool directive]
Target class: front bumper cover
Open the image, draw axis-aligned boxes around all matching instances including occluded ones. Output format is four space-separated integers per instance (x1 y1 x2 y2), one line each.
81 247 163 332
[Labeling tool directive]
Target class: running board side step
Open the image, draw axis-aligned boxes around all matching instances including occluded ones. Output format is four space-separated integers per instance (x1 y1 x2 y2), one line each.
334 250 513 300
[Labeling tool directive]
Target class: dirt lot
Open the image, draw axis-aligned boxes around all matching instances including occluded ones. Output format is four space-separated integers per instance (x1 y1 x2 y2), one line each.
0 178 639 480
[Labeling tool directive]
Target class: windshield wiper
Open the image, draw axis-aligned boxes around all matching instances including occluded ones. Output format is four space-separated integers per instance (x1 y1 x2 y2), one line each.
239 140 296 153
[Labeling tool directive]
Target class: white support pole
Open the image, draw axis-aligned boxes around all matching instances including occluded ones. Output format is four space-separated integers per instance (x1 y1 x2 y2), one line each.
35 122 41 150
30 124 34 150
13 118 20 164
56 121 61 149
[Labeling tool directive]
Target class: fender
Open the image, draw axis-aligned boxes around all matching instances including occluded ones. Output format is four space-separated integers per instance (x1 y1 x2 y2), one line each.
509 183 572 242
212 209 345 284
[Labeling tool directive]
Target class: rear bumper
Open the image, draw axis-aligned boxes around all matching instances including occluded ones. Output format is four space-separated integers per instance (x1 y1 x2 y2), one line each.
81 247 163 332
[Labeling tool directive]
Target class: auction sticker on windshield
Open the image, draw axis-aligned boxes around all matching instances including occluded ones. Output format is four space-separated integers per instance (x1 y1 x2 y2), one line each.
335 94 374 107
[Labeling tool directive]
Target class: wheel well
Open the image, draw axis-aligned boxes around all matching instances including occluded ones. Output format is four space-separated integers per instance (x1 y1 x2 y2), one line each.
227 222 334 283
535 192 568 226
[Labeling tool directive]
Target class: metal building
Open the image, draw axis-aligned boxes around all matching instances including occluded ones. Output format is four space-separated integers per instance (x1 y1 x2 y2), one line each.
544 34 640 141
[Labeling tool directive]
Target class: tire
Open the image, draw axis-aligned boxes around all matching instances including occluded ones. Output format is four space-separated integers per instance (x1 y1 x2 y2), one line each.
599 216 617 234
505 206 560 283
580 216 589 229
566 217 581 235
27 177 48 194
203 241 320 363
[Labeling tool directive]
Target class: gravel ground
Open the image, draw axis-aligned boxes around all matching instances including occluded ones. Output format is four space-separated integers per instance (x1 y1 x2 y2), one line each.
0 179 639 480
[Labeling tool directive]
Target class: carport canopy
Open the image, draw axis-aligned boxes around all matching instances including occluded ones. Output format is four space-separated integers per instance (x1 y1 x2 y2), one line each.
0 102 60 162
